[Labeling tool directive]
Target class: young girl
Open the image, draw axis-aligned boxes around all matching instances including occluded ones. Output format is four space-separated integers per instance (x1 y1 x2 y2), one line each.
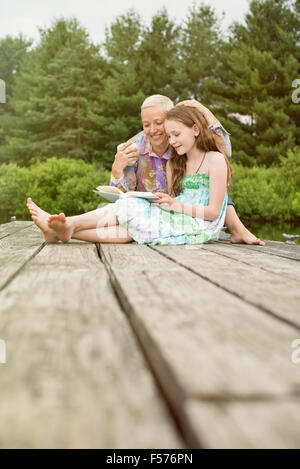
27 106 232 245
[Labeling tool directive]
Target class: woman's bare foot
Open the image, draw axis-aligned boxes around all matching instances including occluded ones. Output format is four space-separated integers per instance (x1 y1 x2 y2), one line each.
26 197 58 243
230 228 265 246
48 213 74 242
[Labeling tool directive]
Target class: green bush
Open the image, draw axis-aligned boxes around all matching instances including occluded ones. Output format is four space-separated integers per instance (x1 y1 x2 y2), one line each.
0 157 110 222
0 149 299 224
0 163 32 221
231 147 300 221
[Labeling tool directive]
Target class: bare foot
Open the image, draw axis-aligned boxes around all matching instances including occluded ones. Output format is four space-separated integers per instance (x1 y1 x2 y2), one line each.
26 197 58 243
230 228 265 246
48 213 74 242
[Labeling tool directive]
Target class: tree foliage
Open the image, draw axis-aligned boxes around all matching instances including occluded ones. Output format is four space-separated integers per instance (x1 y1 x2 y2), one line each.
0 1 299 173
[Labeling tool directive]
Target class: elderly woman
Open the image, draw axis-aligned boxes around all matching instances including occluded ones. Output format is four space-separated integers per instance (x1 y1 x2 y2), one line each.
27 95 264 245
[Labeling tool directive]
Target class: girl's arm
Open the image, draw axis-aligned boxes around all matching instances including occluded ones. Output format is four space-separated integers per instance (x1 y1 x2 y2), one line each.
166 160 173 196
157 152 227 221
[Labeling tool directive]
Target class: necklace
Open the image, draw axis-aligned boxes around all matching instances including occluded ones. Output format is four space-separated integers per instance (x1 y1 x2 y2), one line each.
190 152 206 175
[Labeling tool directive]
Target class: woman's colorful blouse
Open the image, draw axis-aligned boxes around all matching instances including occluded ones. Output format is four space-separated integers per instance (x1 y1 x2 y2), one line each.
109 120 231 193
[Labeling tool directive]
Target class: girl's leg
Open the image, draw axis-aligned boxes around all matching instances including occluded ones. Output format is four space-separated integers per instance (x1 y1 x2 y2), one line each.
66 205 117 231
27 198 118 243
48 206 119 242
72 226 133 243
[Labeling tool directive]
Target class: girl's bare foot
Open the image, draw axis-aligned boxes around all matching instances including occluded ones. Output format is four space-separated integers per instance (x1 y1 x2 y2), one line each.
26 197 58 243
48 213 74 242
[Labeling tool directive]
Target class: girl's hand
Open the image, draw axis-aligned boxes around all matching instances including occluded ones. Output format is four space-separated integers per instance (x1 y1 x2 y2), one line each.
152 192 180 212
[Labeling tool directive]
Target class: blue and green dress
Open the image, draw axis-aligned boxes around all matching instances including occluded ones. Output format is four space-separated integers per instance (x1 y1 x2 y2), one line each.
110 168 228 246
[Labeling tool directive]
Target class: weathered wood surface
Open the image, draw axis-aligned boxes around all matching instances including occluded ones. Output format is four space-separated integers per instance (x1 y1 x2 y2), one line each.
0 224 45 291
0 221 33 240
202 242 300 281
100 243 300 449
0 223 182 449
152 244 300 327
219 239 300 261
0 221 300 449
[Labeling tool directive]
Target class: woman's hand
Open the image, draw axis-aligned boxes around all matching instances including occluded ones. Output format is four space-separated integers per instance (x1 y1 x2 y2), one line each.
176 100 215 125
177 99 205 110
112 139 139 178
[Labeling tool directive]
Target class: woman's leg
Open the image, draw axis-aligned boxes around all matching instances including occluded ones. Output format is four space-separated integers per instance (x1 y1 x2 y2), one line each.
225 205 265 245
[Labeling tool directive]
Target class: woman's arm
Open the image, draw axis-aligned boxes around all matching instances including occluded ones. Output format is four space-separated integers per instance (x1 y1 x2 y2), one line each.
176 99 217 126
110 139 138 192
156 152 227 221
110 166 137 192
176 100 232 158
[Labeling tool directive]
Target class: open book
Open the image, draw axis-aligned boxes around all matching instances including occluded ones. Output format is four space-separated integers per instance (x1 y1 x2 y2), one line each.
93 185 159 203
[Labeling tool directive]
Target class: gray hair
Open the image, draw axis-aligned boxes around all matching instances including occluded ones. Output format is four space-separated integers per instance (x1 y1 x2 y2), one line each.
141 94 174 113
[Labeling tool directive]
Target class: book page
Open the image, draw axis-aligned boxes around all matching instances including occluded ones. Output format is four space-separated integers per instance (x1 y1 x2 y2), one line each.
125 192 159 200
95 185 122 194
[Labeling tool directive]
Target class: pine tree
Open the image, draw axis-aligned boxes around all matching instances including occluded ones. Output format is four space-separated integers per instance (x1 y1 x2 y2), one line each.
172 3 223 105
1 19 104 165
134 8 180 99
0 34 32 111
88 10 145 169
0 35 32 149
211 0 300 166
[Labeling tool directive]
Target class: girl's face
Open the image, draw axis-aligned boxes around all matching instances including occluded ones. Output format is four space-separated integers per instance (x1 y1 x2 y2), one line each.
141 107 168 149
165 120 199 155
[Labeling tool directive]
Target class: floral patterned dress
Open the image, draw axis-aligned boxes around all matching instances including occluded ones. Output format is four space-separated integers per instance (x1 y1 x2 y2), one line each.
110 159 228 245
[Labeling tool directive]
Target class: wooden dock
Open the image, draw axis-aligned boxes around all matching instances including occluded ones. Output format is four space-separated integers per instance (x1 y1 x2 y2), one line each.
0 221 299 449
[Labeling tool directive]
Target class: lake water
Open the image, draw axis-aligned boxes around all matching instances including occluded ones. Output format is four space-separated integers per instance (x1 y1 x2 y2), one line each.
239 219 300 245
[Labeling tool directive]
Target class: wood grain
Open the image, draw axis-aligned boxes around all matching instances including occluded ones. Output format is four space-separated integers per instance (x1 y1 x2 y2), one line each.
0 241 182 449
153 244 300 328
218 239 300 261
99 243 300 448
0 224 44 291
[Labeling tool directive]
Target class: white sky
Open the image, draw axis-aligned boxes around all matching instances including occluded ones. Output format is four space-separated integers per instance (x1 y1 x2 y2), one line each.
0 0 250 46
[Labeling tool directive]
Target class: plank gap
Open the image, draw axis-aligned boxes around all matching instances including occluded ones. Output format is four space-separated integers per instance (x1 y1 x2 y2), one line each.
150 245 300 332
96 242 203 449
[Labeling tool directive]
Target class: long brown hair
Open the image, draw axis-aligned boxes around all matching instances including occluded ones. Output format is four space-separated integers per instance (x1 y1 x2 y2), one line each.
166 106 233 196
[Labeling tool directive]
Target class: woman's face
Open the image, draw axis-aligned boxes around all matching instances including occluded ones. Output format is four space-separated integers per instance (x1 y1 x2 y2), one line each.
165 119 198 155
141 107 168 149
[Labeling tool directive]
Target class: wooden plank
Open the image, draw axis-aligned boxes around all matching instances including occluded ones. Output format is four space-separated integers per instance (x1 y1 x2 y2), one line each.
0 242 183 449
0 221 33 240
153 245 300 328
99 244 300 448
0 224 45 291
218 239 300 261
185 399 300 449
203 242 300 282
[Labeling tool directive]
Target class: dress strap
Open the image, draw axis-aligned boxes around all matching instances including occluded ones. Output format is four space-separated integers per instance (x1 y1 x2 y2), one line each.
200 152 212 174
